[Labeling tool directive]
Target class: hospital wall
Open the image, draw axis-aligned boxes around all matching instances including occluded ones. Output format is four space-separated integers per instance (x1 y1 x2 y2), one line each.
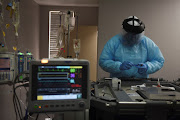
97 0 180 81
0 0 40 59
0 0 39 120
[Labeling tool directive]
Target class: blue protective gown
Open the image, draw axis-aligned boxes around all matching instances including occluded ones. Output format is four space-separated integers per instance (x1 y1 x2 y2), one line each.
99 34 165 78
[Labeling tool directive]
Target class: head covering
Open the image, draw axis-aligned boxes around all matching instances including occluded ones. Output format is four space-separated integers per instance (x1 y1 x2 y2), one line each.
122 16 145 34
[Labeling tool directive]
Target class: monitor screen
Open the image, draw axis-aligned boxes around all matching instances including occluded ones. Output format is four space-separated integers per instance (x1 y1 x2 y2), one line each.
32 65 84 101
29 59 90 112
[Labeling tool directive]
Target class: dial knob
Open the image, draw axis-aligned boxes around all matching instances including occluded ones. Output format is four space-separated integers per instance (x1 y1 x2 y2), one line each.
79 101 85 108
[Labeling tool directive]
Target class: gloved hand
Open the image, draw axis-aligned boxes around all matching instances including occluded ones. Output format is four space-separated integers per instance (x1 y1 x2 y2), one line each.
120 61 133 70
136 63 148 74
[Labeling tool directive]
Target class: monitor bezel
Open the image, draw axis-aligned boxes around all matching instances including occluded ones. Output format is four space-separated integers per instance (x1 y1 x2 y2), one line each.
28 59 90 113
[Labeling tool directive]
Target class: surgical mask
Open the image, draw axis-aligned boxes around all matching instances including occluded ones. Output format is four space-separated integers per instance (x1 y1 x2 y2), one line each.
122 31 144 46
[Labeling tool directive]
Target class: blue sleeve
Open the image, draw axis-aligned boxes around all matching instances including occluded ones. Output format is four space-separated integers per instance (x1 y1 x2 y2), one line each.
99 36 122 73
144 38 165 74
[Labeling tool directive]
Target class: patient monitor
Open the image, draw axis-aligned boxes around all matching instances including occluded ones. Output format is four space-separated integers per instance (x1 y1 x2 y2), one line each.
28 59 90 113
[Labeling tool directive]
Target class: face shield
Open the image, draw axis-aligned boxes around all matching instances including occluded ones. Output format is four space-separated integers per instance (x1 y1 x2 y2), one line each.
122 16 145 46
122 30 144 46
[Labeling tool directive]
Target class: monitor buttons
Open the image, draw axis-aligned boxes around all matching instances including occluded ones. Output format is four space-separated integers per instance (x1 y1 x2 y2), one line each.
56 105 59 107
50 105 54 107
66 104 70 107
44 105 48 108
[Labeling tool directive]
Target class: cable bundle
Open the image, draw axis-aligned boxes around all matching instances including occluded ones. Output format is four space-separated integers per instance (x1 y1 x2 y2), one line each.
13 71 29 120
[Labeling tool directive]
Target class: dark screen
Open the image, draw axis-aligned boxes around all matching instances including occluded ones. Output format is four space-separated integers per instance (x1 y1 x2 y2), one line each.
0 58 10 72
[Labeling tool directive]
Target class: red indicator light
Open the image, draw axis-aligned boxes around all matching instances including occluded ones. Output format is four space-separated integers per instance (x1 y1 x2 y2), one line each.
45 105 48 108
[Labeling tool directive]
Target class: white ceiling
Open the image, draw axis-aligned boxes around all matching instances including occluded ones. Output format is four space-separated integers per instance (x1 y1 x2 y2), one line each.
34 0 99 7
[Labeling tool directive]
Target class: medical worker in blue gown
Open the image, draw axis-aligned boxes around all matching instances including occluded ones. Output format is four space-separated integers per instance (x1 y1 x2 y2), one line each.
99 16 165 78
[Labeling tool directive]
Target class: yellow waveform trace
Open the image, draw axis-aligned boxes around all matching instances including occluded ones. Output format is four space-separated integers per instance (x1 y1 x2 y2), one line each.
70 66 83 69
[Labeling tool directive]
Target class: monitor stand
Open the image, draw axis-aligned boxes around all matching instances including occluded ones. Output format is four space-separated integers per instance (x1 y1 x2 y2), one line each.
53 109 89 120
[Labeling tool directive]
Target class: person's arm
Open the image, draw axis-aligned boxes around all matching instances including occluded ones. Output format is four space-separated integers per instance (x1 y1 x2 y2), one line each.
144 38 165 74
99 38 122 73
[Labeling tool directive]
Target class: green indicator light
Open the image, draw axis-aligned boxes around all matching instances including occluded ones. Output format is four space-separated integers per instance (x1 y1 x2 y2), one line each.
19 52 23 55
27 53 32 55
34 105 38 108
19 76 23 79
70 69 75 73
20 58 22 60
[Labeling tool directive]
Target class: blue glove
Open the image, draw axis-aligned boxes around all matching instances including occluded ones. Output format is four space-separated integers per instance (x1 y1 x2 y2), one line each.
120 61 133 70
136 63 148 74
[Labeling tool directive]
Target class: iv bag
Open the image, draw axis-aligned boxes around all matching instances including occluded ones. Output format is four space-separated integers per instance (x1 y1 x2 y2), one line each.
56 26 64 49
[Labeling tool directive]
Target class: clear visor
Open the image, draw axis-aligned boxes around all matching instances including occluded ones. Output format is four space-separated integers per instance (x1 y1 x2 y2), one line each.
121 29 144 46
